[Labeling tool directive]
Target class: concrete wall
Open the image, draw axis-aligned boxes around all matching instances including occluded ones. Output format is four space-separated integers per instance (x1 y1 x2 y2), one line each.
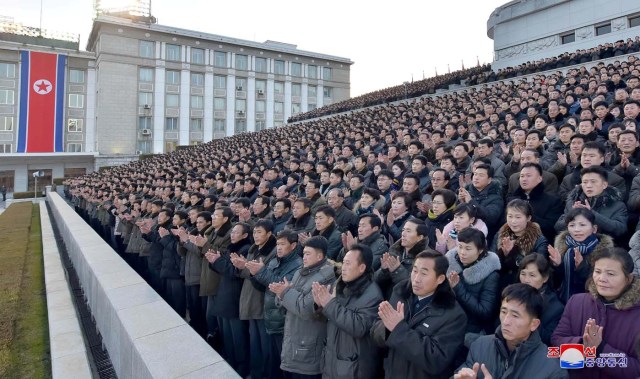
46 192 239 379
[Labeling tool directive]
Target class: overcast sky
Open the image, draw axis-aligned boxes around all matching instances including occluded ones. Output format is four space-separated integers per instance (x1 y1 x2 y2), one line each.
2 0 508 96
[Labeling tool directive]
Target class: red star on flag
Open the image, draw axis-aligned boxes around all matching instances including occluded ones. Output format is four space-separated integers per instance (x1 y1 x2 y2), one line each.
36 80 50 92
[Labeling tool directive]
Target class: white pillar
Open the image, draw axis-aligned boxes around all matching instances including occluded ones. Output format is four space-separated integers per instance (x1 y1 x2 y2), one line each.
226 73 235 136
85 67 96 152
284 80 292 122
179 69 190 145
317 81 324 108
153 66 165 153
203 70 214 142
266 78 275 129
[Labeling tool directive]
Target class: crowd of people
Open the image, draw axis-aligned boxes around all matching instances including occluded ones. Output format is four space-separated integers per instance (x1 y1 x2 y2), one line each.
64 46 640 378
289 36 640 123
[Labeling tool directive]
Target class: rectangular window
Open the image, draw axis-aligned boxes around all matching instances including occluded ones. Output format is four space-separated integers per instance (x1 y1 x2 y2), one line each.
323 87 332 98
214 51 227 68
307 65 317 79
256 100 266 113
290 62 302 77
137 140 151 153
630 15 640 28
235 99 246 112
67 143 83 152
291 83 301 96
292 103 301 114
190 118 203 131
139 67 153 82
166 44 181 61
0 62 16 79
214 119 225 131
138 116 152 130
0 144 11 153
165 141 177 153
166 70 180 85
308 85 317 97
165 117 178 131
139 40 155 58
235 54 248 70
274 60 285 75
68 119 83 132
214 98 226 110
69 69 85 84
256 120 266 131
561 33 575 44
191 72 204 86
255 57 267 73
322 67 332 80
214 75 226 89
68 94 84 108
255 80 266 94
0 90 14 105
191 48 205 65
138 92 153 106
308 103 316 111
234 119 246 134
166 94 179 107
191 95 204 109
274 102 284 114
274 81 284 94
0 116 14 131
235 77 246 91
595 23 611 36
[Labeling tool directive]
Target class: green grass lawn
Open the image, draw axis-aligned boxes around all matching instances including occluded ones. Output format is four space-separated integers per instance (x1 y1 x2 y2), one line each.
0 202 51 378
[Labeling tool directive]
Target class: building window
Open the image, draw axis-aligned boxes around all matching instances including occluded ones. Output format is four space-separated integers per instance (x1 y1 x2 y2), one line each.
274 102 284 114
68 94 84 108
255 57 267 73
236 54 248 70
139 40 155 58
234 119 246 134
214 119 225 131
235 99 246 112
165 117 178 131
322 67 332 80
69 69 85 84
139 67 153 82
256 100 266 113
235 77 247 91
190 118 203 132
67 143 83 152
0 144 11 153
137 140 151 153
166 94 179 107
307 65 317 79
191 72 204 86
0 116 13 131
308 85 317 97
0 62 15 79
292 103 301 114
291 83 301 97
67 118 83 132
166 44 181 61
214 75 226 89
166 70 180 85
138 92 153 107
191 95 204 109
214 98 226 110
561 33 575 44
274 121 283 127
595 23 611 36
255 79 266 94
274 82 284 94
191 48 205 65
256 120 266 131
138 116 152 130
274 60 285 75
0 90 14 105
214 51 227 68
308 103 316 111
630 15 640 28
291 62 302 77
165 141 177 152
323 87 332 98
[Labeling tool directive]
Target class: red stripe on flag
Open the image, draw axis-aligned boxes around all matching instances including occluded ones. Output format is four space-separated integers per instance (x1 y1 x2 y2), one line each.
27 52 57 152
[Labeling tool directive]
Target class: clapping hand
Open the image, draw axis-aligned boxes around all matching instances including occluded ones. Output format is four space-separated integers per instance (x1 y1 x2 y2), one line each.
194 235 207 247
448 271 460 288
454 363 493 379
245 257 265 275
573 248 584 268
269 277 292 299
311 281 335 308
230 253 247 270
204 249 221 264
547 245 562 266
378 301 405 332
158 227 169 238
501 237 515 255
582 318 603 348
341 231 356 249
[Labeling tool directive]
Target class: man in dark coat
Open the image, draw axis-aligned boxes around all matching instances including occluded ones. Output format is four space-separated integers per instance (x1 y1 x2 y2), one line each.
372 250 467 379
337 214 389 271
459 164 505 244
140 207 174 296
326 188 358 234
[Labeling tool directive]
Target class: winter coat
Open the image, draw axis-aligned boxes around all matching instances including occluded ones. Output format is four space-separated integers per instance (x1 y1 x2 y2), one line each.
279 259 336 375
446 249 501 334
252 245 302 334
199 222 232 296
178 227 205 286
425 209 454 250
555 186 628 238
538 285 564 346
320 274 383 379
551 278 640 379
506 170 559 198
466 181 505 239
628 230 640 277
435 219 489 254
507 182 564 241
238 236 277 320
371 279 467 379
158 231 182 279
333 205 358 234
383 212 412 243
552 230 615 303
338 231 389 271
458 327 567 379
312 223 342 261
271 211 292 235
141 220 173 277
284 211 315 234
374 238 428 299
208 238 252 318
559 166 627 201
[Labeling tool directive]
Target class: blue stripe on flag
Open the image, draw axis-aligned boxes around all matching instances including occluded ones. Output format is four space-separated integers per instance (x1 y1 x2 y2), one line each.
55 54 66 152
17 51 29 153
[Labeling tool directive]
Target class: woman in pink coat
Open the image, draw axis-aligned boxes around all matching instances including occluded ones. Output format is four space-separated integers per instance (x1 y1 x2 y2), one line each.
434 203 488 254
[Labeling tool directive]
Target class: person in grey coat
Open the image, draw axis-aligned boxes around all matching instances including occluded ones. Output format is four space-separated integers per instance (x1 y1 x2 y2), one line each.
336 214 389 272
269 236 336 379
313 244 383 379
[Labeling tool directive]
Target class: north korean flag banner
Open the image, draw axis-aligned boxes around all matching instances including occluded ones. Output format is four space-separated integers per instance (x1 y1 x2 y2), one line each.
17 51 66 153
